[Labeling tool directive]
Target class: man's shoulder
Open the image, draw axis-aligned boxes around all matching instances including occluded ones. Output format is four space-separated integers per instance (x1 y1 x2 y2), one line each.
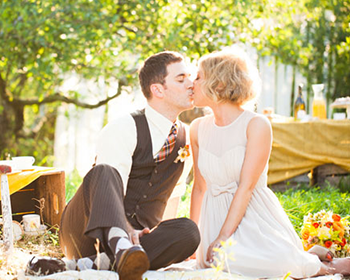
100 112 137 135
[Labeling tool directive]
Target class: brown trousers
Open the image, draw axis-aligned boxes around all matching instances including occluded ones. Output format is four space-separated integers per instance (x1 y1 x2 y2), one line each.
59 164 200 270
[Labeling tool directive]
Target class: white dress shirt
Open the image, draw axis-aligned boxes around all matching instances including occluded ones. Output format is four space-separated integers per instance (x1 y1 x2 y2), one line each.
95 104 192 197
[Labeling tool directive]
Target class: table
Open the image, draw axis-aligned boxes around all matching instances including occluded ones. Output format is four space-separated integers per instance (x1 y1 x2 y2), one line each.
268 119 350 186
0 168 66 227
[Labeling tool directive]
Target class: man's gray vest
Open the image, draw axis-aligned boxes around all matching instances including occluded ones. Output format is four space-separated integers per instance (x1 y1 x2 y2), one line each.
124 110 186 229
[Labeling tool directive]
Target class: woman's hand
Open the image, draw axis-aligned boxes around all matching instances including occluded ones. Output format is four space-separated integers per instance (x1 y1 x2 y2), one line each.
206 236 227 264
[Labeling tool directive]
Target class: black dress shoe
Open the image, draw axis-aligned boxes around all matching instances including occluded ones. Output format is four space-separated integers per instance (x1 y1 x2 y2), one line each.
116 245 150 280
25 256 66 276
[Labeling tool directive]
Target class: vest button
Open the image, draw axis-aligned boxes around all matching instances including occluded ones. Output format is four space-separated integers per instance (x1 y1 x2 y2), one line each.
154 169 158 174
136 205 140 210
143 195 147 199
148 182 152 187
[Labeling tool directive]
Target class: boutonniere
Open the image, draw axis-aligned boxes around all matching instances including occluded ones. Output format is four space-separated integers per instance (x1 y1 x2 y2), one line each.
174 145 191 163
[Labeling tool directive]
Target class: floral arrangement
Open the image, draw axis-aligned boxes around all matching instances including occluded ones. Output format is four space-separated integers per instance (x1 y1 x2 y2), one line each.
174 144 191 163
300 210 350 257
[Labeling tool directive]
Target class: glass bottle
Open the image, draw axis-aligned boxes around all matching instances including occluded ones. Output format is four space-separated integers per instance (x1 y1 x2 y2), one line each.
294 84 306 120
312 84 327 119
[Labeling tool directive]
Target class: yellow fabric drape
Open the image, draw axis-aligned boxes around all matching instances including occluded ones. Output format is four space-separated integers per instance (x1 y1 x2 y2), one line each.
0 167 57 199
268 119 350 185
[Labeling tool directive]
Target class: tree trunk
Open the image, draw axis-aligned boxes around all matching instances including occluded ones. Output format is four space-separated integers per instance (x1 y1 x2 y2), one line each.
290 66 296 117
0 97 16 158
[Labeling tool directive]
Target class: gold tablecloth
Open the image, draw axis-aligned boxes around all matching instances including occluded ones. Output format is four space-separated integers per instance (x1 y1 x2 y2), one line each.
0 166 56 199
268 119 350 185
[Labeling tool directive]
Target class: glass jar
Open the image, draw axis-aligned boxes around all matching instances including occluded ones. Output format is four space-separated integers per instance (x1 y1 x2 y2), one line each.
312 84 327 119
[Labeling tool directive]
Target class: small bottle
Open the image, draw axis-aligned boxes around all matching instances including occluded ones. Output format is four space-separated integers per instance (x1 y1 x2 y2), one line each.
294 84 306 120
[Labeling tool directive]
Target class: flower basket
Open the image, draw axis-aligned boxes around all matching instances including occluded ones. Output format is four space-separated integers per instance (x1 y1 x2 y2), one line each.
300 210 350 257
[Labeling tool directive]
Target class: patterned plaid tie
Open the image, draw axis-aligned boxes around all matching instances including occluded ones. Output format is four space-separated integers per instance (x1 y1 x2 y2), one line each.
155 123 178 163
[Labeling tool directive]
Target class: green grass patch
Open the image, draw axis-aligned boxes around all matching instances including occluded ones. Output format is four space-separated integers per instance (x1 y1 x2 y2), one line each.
276 183 350 233
177 182 350 236
65 169 82 203
65 170 350 238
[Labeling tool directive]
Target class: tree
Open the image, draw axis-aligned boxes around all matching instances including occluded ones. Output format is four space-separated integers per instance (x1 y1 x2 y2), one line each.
1 0 349 160
0 0 134 158
0 0 248 160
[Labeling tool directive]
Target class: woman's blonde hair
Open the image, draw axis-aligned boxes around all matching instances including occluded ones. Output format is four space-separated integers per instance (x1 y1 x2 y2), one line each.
198 48 261 105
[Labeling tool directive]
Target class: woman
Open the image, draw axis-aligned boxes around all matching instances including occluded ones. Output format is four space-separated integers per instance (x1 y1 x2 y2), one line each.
189 48 350 278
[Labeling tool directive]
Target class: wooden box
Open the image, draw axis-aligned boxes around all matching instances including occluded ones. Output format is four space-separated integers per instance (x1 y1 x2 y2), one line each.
0 170 66 227
312 164 350 187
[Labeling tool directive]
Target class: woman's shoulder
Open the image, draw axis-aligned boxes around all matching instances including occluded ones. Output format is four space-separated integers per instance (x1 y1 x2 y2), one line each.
246 112 272 135
243 110 270 124
189 114 213 142
190 113 213 129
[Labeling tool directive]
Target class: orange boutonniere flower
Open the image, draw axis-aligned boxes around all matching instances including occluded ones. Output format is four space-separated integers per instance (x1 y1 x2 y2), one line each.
300 210 350 258
174 145 191 163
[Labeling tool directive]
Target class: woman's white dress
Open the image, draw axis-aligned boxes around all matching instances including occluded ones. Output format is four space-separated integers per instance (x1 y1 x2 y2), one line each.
196 110 321 278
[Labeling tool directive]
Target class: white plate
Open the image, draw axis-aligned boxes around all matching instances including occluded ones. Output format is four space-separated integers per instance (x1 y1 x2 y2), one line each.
0 220 24 241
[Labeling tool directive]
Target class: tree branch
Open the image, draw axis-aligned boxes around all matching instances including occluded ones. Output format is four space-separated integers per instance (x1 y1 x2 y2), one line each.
17 111 56 139
13 73 28 96
12 78 128 109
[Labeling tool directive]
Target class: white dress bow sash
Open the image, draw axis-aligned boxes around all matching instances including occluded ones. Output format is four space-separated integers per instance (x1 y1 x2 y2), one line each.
209 181 238 197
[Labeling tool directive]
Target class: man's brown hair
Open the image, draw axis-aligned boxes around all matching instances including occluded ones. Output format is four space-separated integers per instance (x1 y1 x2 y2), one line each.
138 51 184 99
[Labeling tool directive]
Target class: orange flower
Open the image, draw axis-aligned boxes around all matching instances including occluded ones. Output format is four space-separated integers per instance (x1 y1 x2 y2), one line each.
301 228 310 240
326 222 333 228
324 241 333 248
313 222 319 228
333 221 345 239
332 214 341 222
341 238 347 247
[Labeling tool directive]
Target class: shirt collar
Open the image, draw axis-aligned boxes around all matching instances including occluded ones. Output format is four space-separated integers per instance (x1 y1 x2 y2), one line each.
145 104 177 137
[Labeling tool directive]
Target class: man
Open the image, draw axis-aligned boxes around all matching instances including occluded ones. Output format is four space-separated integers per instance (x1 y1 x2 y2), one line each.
27 51 200 280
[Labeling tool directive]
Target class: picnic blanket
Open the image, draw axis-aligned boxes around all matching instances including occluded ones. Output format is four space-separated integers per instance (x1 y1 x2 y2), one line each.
268 119 350 184
16 260 344 280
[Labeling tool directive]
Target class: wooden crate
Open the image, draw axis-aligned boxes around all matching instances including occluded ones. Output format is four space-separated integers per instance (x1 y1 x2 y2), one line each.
0 170 66 227
269 172 310 192
312 164 350 187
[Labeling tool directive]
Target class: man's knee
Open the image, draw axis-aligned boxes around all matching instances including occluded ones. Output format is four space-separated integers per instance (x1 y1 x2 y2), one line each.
91 163 118 175
85 164 123 188
184 218 201 246
173 218 201 249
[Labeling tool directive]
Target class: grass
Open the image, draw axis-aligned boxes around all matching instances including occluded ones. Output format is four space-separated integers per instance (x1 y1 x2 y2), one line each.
177 180 350 235
1 174 349 279
276 182 350 233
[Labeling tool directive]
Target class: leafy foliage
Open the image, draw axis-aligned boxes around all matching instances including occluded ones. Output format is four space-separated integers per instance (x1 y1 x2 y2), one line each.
1 0 349 159
65 168 82 203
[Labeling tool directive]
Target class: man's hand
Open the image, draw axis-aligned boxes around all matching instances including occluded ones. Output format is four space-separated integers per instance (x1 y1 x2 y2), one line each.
129 228 150 245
